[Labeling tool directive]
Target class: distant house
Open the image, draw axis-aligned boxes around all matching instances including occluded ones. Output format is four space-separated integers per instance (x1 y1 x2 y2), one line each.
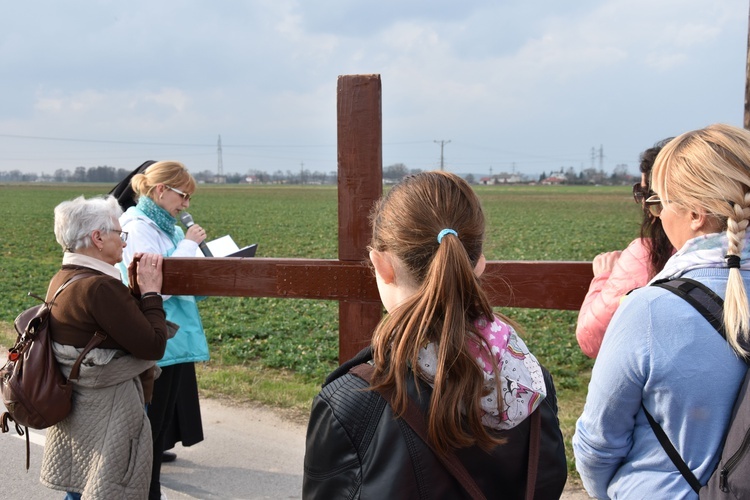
480 173 523 185
541 171 567 185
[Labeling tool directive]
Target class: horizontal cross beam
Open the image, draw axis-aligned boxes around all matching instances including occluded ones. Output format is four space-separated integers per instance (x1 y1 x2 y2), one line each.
160 257 592 310
156 75 594 361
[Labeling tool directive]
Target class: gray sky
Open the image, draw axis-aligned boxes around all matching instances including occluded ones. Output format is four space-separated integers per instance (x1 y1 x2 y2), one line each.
1 0 747 178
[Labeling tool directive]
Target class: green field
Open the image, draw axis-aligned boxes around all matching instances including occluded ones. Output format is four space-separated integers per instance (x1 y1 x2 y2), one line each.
0 182 642 474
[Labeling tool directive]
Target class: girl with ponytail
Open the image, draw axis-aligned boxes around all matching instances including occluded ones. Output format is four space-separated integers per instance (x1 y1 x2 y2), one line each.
304 171 567 499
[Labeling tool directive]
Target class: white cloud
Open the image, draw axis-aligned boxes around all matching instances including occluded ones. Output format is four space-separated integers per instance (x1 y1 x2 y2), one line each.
0 0 747 176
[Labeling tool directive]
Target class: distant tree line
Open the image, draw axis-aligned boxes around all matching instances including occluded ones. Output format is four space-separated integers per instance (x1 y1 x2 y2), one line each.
0 163 425 185
0 165 341 185
0 162 632 185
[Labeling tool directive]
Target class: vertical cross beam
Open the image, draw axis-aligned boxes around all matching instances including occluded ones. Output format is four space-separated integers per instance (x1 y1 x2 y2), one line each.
336 74 384 362
159 74 594 364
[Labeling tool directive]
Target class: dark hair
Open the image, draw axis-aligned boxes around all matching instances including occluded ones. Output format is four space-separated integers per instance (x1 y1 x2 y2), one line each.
368 171 506 455
639 137 674 278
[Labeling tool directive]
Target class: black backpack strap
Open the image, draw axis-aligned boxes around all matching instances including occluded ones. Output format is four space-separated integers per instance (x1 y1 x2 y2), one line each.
641 406 702 493
641 277 727 494
651 277 726 338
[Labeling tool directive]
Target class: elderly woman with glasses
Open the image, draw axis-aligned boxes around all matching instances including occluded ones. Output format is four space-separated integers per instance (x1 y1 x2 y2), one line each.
575 138 675 358
118 160 210 500
40 195 168 499
573 123 750 498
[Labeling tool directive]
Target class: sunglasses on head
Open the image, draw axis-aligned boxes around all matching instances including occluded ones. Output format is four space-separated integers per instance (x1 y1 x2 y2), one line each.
632 182 654 204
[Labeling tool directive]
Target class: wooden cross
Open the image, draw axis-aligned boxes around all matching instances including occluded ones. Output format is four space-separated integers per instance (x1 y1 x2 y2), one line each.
160 74 593 363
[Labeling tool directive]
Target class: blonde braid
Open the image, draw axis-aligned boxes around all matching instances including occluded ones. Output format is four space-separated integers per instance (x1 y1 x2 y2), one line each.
724 191 750 357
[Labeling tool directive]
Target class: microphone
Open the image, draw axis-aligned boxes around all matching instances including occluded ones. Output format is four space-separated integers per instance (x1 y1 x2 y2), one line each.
179 212 213 256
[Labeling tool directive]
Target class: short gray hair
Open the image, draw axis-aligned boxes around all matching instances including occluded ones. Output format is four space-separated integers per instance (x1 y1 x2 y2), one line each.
54 195 123 252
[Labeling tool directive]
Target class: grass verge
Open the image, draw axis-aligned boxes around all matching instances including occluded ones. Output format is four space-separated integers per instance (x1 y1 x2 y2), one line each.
2 319 588 477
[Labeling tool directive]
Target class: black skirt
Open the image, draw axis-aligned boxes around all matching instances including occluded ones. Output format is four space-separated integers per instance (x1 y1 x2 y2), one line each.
163 362 204 449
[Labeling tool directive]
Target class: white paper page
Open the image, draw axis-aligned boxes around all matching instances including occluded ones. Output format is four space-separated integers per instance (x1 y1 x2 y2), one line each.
195 234 240 257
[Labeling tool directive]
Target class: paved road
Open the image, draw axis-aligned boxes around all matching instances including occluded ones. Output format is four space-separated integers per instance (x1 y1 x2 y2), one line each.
1 397 589 499
0 399 304 499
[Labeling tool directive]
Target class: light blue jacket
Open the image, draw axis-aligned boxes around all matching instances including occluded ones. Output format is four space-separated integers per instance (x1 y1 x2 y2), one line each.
573 267 749 499
118 207 210 367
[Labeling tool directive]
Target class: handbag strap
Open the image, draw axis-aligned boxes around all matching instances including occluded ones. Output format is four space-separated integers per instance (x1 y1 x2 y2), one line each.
67 332 108 381
350 363 486 499
525 407 541 500
47 272 109 380
1 412 29 469
49 272 97 302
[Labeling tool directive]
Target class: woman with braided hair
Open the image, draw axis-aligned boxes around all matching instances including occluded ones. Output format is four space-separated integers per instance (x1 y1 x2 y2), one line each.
574 123 750 498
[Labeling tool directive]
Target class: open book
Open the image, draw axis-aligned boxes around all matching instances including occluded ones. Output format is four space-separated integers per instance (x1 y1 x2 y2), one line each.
195 234 258 258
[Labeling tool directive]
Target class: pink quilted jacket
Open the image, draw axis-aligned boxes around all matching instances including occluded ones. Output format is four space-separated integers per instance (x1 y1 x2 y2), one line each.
576 238 652 358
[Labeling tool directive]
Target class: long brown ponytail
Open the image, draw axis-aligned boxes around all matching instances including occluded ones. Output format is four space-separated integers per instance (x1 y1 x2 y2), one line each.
369 171 505 455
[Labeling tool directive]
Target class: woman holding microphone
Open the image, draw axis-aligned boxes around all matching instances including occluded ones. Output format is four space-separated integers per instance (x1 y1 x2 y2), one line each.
118 160 210 500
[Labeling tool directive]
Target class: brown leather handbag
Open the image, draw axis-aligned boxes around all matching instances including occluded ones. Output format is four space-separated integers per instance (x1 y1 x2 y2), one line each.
1 273 106 468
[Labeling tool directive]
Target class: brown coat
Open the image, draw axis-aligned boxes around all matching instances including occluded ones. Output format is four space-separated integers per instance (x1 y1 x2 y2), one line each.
46 265 168 401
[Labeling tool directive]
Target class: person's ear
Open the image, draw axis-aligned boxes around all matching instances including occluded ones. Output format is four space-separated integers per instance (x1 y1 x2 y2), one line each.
370 250 396 285
689 208 718 233
91 230 104 251
474 254 486 278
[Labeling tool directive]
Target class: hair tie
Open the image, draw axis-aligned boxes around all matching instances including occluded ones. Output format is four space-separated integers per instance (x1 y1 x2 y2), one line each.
726 254 741 269
437 228 458 244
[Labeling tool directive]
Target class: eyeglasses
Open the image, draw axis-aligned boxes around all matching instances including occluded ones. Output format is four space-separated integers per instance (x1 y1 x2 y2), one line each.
632 182 653 204
166 185 192 202
644 195 663 217
112 230 128 243
104 229 128 243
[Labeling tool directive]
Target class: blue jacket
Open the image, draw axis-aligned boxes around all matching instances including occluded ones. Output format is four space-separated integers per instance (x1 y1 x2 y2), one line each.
573 267 749 499
118 207 210 367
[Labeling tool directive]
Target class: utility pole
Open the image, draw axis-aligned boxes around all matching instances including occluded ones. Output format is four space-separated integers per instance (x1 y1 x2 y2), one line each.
217 135 224 180
434 139 451 170
598 145 604 172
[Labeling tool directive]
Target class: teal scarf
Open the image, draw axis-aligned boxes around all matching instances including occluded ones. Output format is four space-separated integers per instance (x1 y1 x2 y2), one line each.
136 196 176 237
